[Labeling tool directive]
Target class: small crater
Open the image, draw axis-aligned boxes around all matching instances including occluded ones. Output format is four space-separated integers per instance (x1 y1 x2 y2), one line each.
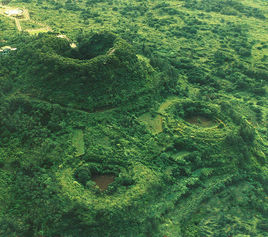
92 174 115 191
73 32 117 60
185 115 215 127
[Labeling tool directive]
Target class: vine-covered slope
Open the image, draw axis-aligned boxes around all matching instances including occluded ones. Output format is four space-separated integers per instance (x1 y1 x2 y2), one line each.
0 0 267 236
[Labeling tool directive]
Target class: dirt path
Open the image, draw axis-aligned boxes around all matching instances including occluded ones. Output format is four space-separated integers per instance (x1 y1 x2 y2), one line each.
14 18 21 31
26 96 115 115
138 97 180 135
0 4 51 33
0 4 78 48
158 97 180 114
26 27 52 34
23 8 30 20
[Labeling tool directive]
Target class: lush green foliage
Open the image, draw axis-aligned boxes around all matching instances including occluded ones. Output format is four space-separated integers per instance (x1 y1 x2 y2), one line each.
0 0 267 236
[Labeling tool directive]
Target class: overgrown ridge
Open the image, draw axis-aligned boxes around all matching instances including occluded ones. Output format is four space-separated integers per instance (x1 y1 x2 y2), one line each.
0 0 267 236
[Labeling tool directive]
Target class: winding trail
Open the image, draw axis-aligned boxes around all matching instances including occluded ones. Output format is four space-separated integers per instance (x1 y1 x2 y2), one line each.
26 96 116 115
0 4 51 33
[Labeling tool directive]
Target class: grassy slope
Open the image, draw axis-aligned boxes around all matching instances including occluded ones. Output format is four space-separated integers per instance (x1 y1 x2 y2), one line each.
0 0 267 236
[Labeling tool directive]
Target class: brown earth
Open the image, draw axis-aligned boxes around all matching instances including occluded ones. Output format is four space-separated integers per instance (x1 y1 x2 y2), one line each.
92 175 115 191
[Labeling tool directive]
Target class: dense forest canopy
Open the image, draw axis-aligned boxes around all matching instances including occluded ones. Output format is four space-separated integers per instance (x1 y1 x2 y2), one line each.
0 0 267 236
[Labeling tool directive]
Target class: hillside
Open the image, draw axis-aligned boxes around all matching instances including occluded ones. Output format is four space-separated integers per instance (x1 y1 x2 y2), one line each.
0 0 267 236
1 32 154 110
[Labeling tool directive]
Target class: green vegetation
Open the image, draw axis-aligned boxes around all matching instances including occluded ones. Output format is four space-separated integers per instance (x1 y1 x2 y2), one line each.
72 129 85 157
0 0 267 236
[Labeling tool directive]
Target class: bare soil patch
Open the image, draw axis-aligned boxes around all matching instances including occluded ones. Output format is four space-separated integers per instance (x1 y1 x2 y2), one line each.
92 175 115 191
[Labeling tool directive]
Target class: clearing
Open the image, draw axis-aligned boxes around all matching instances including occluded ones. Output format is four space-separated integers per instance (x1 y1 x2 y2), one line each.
138 113 163 135
138 97 180 135
72 129 85 157
0 4 51 34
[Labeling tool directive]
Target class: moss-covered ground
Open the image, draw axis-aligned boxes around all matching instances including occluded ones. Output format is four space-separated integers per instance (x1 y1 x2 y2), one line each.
0 0 267 236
